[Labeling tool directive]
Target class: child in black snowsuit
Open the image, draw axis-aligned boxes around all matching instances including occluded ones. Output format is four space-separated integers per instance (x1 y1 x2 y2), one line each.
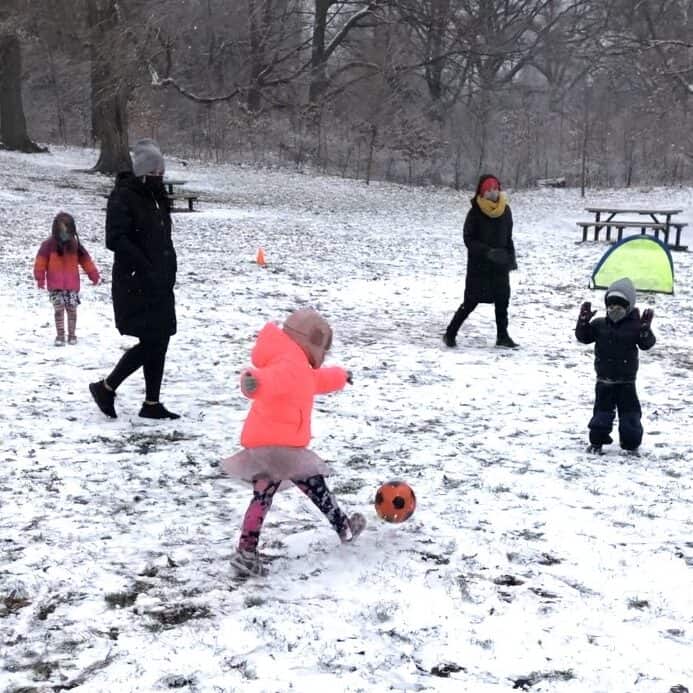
575 277 656 453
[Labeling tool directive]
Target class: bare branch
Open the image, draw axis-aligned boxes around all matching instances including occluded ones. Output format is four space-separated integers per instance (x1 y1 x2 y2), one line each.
150 68 242 104
324 2 378 62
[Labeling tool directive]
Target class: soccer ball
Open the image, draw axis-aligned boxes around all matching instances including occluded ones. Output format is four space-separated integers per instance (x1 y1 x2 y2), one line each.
374 481 416 523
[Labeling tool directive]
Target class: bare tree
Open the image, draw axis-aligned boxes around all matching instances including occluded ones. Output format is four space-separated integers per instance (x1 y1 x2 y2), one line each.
151 1 379 107
0 34 45 151
0 2 45 152
308 1 379 104
86 0 132 173
6 0 691 187
595 0 693 103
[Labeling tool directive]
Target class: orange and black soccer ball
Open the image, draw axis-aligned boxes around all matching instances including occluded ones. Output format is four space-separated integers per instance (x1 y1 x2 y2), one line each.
374 481 416 523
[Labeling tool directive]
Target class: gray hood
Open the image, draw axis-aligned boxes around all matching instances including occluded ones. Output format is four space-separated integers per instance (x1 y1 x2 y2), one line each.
605 277 636 312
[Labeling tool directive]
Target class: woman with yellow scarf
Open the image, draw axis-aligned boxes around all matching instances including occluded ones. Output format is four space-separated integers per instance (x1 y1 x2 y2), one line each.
443 174 518 348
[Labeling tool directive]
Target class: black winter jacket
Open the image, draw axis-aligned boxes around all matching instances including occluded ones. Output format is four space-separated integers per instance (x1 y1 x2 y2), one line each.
575 309 655 382
106 173 177 338
462 199 517 305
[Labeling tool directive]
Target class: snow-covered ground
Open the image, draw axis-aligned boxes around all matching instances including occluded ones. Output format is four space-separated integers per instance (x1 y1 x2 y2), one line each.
1 147 692 693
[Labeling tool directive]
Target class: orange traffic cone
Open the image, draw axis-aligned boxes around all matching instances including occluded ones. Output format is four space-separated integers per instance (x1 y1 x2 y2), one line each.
256 247 266 267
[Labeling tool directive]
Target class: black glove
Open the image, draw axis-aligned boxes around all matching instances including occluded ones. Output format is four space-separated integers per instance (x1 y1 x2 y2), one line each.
487 247 510 265
346 370 353 385
641 308 654 330
579 301 597 322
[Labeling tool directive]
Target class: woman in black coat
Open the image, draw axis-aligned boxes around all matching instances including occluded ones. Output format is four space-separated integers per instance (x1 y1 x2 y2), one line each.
444 174 518 348
89 139 179 419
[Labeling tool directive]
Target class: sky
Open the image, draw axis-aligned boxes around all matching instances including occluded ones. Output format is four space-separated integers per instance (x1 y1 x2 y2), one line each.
0 147 692 693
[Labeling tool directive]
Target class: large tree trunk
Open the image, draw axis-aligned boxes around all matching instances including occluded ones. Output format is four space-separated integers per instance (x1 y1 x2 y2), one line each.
0 34 45 152
91 87 130 174
44 38 67 144
309 0 331 105
87 0 131 174
246 0 265 111
424 0 450 104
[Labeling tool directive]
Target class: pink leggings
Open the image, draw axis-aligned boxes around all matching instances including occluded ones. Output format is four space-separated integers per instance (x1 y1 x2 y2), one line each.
239 475 349 551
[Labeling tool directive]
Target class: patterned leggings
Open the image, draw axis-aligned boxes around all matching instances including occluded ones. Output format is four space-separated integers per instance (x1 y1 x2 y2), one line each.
238 475 350 551
49 290 80 338
54 305 77 338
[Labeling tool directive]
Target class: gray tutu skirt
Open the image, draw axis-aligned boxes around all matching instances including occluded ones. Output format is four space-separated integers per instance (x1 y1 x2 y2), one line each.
221 446 330 491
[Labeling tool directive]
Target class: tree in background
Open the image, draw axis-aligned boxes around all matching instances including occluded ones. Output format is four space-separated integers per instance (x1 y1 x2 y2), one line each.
8 0 692 187
86 0 133 173
0 1 45 152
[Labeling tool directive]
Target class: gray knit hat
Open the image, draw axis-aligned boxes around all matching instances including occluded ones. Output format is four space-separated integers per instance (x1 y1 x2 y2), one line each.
131 138 165 177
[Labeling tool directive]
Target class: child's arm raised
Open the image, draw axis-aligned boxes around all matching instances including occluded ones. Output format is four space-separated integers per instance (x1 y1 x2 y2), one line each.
638 308 656 350
575 301 596 343
314 366 349 394
239 364 295 399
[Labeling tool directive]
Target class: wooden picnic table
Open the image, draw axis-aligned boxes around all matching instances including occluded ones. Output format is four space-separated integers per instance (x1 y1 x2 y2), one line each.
577 207 688 251
585 207 682 228
163 178 188 196
100 178 198 213
163 178 198 212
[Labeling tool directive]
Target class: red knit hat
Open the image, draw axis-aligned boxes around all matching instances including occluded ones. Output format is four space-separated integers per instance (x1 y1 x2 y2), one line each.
479 176 501 195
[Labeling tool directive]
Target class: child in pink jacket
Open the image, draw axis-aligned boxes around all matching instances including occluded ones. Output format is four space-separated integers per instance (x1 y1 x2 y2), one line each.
222 308 366 577
34 212 100 345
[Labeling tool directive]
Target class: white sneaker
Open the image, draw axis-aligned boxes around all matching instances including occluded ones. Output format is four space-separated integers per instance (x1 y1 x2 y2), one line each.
230 549 267 577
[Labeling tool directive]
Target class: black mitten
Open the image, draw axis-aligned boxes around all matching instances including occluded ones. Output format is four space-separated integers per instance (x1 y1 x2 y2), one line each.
579 301 597 322
487 248 510 265
641 308 654 330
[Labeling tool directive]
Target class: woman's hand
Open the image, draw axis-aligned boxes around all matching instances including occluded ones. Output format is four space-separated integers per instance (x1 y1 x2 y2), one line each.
487 247 510 265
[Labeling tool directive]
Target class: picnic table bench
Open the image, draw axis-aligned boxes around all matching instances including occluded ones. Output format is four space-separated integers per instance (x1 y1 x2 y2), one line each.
167 193 199 212
164 179 198 213
576 207 687 251
537 177 566 188
100 191 199 213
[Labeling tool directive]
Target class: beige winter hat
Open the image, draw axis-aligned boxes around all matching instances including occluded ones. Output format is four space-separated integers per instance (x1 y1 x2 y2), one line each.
283 308 333 367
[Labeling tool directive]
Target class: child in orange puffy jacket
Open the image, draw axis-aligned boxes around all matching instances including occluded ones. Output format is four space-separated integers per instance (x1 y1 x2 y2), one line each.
222 308 366 577
34 212 100 345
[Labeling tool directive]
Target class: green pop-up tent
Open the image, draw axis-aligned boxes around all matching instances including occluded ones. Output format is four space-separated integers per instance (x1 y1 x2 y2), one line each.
590 235 675 294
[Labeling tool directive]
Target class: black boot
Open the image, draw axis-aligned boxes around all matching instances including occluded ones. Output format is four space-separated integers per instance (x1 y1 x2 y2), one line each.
89 380 117 418
496 330 519 348
139 402 180 419
444 304 471 348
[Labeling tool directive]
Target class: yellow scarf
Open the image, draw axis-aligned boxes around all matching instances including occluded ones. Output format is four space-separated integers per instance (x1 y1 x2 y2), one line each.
476 192 508 218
